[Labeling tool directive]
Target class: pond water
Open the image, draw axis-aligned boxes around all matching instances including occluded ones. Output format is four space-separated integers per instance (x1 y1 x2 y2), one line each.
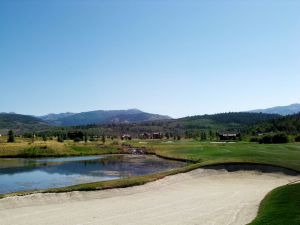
0 155 186 194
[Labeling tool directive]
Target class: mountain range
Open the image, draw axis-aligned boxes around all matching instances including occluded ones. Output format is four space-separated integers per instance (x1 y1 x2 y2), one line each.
249 103 300 116
38 109 172 126
0 103 299 132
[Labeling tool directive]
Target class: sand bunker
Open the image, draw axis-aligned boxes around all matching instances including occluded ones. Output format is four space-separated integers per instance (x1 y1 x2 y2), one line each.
0 167 299 225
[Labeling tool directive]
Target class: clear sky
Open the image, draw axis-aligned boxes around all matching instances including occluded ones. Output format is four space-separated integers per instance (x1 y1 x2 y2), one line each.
0 0 299 118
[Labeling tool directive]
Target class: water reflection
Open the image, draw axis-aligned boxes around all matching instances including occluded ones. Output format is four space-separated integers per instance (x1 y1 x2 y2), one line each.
0 155 185 194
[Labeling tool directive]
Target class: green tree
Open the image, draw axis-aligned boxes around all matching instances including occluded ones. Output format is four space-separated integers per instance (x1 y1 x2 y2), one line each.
201 132 207 141
84 133 88 143
32 133 35 143
42 135 47 142
102 135 106 144
209 130 214 141
7 130 15 143
57 135 64 143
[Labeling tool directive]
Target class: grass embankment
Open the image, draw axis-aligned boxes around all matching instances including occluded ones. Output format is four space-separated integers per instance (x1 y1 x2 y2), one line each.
248 183 300 225
0 138 121 158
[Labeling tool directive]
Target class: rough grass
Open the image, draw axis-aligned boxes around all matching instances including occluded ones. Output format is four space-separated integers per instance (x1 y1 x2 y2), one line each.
0 139 121 158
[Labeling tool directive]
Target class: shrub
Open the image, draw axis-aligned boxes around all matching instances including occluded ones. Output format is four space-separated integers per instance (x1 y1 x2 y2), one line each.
295 135 300 142
259 133 289 144
259 135 273 144
42 135 47 142
74 137 82 142
7 130 15 143
250 137 259 142
57 135 64 143
272 133 289 143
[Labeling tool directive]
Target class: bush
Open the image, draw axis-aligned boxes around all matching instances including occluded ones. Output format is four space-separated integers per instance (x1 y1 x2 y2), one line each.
250 137 259 142
259 133 289 144
23 133 33 138
57 135 64 143
295 135 300 142
7 130 15 143
74 137 82 142
272 133 289 143
259 135 273 144
42 135 47 142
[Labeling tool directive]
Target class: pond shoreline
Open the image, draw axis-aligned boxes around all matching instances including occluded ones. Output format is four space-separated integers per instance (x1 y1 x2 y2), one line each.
0 154 186 196
1 143 300 199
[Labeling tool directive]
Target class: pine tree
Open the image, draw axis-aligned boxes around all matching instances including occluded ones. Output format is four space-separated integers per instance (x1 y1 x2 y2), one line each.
102 135 106 144
7 130 15 143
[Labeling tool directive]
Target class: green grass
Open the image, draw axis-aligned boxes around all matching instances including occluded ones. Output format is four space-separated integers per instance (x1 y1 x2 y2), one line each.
249 183 300 225
128 140 300 171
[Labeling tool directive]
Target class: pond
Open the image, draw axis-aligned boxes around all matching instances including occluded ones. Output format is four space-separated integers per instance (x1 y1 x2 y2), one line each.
0 155 186 194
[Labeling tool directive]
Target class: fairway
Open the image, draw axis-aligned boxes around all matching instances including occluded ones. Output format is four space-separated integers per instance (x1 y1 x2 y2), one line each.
135 140 300 172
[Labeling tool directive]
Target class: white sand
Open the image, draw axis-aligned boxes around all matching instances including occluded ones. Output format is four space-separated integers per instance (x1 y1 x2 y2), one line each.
0 169 299 225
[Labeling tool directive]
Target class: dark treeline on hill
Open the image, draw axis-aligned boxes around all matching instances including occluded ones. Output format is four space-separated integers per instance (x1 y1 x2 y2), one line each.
0 113 48 134
22 112 283 139
180 112 282 128
248 112 300 135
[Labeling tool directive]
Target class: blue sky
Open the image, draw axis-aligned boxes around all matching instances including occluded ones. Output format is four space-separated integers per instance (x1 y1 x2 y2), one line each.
0 0 299 118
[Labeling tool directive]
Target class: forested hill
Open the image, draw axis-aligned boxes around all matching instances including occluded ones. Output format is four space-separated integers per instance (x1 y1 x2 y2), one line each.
175 112 282 130
86 112 283 137
181 112 282 125
0 111 286 137
0 113 49 133
249 112 300 134
39 109 171 126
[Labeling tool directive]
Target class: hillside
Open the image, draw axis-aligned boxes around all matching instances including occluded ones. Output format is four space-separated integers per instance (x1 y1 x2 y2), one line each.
249 112 300 135
39 109 172 126
0 113 49 134
73 112 282 137
249 103 300 115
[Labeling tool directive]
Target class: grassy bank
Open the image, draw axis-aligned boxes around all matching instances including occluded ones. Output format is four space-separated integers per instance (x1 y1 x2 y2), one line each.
0 138 122 157
248 182 300 225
